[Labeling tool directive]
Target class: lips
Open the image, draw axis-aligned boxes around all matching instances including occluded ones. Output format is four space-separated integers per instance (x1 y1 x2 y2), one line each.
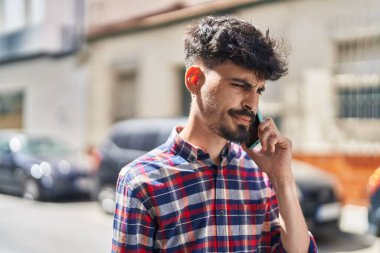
232 115 252 124
227 108 255 125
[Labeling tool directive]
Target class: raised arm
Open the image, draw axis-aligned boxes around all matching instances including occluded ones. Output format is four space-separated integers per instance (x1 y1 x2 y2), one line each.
243 117 317 252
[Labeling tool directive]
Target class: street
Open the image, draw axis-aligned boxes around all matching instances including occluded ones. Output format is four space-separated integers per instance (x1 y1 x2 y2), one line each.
0 194 112 253
0 193 379 253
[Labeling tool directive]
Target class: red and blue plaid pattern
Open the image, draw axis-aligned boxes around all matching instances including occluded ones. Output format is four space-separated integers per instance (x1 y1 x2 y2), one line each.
112 128 317 252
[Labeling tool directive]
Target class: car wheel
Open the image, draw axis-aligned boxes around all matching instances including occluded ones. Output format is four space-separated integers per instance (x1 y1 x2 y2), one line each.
98 185 116 215
23 178 41 201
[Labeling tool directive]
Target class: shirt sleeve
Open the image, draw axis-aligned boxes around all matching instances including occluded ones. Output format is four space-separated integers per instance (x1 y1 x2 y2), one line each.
266 183 318 252
112 172 156 253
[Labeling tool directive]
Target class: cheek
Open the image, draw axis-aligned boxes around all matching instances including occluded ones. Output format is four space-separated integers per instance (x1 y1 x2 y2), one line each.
200 84 218 110
205 87 243 113
219 89 243 110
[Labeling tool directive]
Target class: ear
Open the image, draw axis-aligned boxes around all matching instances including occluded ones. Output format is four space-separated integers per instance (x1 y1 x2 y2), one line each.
184 65 204 95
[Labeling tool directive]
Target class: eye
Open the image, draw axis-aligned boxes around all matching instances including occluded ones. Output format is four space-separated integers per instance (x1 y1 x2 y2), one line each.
231 83 251 90
231 83 243 87
257 87 266 95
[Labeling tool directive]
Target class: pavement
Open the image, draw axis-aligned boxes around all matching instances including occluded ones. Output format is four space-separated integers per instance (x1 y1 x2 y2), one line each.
315 205 380 253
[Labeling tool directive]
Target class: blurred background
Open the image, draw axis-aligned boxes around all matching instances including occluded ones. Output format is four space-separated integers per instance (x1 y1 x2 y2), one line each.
0 0 380 252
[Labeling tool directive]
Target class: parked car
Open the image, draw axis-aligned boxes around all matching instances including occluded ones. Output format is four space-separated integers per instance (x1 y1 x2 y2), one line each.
95 118 187 214
292 160 342 230
368 166 380 236
0 131 97 201
96 118 342 231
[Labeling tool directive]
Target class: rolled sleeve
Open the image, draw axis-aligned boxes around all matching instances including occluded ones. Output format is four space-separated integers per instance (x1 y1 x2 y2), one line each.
307 232 318 252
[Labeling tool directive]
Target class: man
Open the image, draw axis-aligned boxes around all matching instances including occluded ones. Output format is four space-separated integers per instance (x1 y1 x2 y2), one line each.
112 16 317 252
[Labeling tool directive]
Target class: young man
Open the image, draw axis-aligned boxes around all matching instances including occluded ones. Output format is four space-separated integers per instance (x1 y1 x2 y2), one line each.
112 16 317 252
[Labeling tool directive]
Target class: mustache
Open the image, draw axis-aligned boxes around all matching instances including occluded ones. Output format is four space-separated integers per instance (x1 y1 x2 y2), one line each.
228 108 256 121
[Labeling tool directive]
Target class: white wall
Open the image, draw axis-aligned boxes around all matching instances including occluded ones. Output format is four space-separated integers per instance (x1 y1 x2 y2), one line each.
0 57 89 149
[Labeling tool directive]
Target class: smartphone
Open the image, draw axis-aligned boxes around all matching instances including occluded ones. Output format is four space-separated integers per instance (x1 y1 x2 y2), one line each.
245 110 263 149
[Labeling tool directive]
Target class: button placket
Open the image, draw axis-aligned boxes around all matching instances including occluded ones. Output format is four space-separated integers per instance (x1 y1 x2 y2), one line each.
215 164 227 253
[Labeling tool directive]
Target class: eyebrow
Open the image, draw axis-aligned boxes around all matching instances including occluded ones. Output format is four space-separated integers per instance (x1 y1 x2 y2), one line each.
228 78 262 88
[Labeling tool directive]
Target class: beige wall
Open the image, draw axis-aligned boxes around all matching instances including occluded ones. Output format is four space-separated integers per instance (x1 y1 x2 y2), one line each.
236 0 380 154
85 0 217 29
87 21 187 144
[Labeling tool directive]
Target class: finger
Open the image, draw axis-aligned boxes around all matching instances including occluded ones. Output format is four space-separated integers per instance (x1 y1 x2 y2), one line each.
258 125 272 151
258 117 272 134
259 122 278 151
258 117 278 133
267 132 279 153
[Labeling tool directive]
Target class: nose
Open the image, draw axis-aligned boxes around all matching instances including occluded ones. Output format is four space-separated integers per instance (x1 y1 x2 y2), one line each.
243 104 253 111
242 91 259 113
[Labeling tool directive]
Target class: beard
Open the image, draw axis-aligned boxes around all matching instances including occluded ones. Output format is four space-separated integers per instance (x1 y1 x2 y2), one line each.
208 108 255 144
197 90 255 144
220 123 249 143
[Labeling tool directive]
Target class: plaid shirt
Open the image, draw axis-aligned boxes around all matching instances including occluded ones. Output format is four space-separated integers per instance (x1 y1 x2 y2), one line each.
112 127 317 252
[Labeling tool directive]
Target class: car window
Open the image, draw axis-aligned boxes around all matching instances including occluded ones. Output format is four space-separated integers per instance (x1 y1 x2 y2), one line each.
109 118 186 151
0 139 10 153
112 131 159 151
20 137 73 156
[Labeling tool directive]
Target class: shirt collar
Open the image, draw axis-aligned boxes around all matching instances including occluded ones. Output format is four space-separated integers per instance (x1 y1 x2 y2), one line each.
165 126 242 163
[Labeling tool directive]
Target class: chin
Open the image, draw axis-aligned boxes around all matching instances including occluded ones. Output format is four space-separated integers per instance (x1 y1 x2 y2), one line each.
220 123 249 144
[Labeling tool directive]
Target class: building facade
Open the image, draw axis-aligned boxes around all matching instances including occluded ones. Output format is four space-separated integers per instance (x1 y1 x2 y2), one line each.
0 0 88 148
1 0 379 203
86 0 380 203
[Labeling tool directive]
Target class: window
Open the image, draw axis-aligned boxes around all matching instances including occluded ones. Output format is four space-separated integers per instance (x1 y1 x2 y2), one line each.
179 67 191 116
0 0 45 34
1 0 27 33
29 0 45 24
335 35 380 119
338 84 380 119
112 71 136 122
0 90 24 128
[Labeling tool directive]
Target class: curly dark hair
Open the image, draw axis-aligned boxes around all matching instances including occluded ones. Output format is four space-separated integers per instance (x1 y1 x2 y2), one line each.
184 16 288 81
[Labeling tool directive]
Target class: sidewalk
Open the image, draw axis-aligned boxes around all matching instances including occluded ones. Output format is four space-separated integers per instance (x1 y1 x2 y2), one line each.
334 205 379 253
340 205 369 234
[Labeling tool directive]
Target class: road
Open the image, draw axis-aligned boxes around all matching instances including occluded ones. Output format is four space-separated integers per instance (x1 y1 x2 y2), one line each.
0 194 112 253
0 193 379 253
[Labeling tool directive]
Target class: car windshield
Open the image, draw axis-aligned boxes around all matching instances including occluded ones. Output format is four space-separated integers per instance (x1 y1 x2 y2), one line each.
20 137 73 156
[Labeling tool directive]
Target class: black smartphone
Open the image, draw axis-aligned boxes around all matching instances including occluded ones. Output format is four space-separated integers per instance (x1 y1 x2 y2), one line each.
245 110 263 149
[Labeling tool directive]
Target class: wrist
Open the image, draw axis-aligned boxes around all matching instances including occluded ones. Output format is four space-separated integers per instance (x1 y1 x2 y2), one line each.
269 173 296 192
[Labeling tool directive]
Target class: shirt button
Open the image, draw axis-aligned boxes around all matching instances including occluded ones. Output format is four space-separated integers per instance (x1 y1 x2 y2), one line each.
220 210 224 216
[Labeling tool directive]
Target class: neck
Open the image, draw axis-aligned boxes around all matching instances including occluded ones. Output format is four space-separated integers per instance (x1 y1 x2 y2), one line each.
180 113 227 165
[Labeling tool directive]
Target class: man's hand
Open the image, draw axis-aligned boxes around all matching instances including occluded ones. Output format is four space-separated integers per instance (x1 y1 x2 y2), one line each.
242 117 293 183
243 117 311 252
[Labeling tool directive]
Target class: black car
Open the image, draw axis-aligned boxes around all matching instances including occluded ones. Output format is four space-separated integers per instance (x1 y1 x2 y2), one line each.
292 160 342 230
95 118 187 213
368 166 380 236
0 131 97 200
96 118 342 231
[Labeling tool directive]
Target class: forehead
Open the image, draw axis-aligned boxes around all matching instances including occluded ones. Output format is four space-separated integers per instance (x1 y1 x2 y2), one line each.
209 61 262 83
